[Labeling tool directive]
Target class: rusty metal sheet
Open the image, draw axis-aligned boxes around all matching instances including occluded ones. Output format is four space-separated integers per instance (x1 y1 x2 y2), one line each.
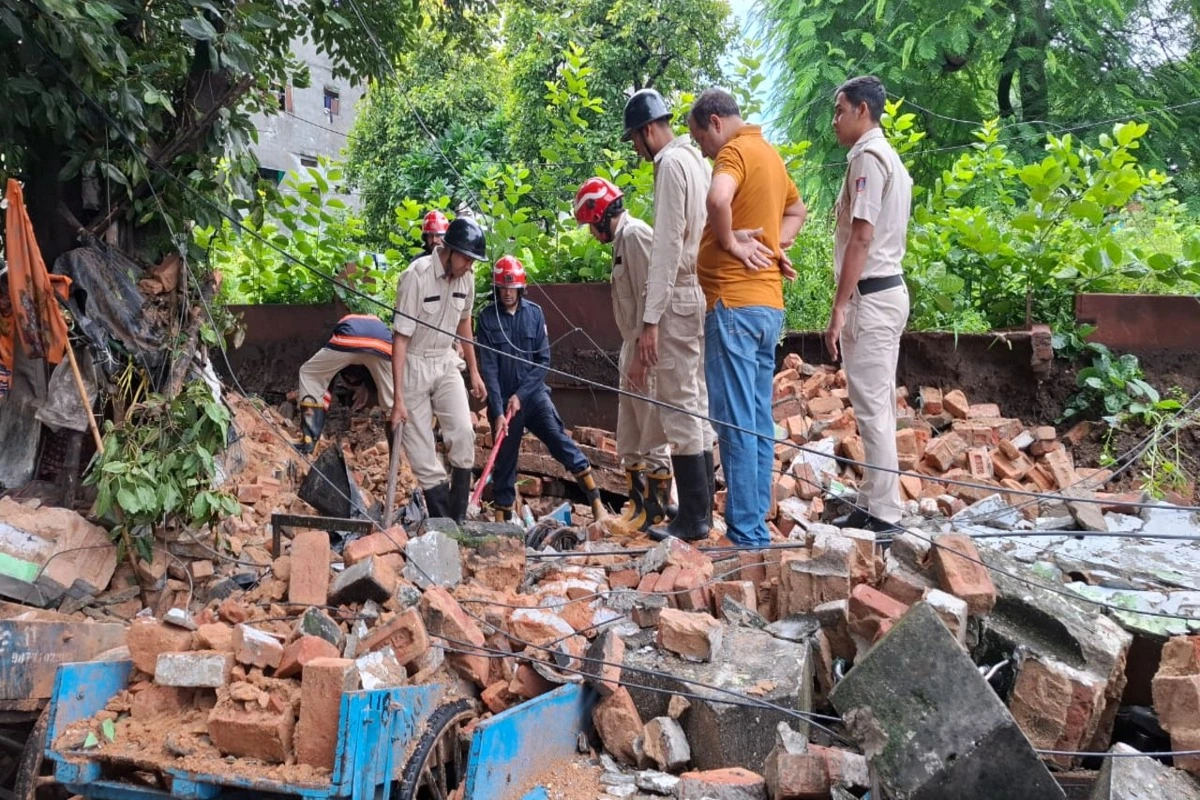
0 618 126 700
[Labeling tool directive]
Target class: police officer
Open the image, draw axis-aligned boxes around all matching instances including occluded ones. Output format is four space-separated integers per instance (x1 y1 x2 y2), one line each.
475 256 606 522
297 314 395 454
421 210 449 255
574 177 672 532
622 88 716 542
828 76 913 533
390 217 488 522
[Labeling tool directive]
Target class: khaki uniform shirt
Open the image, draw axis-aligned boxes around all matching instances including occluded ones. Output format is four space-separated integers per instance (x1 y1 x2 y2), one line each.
610 213 654 343
834 128 913 280
392 247 475 356
644 137 712 325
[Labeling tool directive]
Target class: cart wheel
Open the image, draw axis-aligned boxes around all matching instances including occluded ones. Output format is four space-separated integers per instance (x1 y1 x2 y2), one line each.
13 706 54 800
394 699 476 800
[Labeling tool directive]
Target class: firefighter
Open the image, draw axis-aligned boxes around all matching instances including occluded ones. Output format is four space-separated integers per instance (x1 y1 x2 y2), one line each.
622 88 716 542
421 210 449 254
475 255 606 522
297 314 394 454
574 177 672 531
390 217 488 522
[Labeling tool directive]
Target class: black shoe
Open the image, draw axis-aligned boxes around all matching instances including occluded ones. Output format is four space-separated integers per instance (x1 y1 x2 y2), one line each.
422 481 451 518
702 450 715 528
449 466 473 522
648 453 710 542
835 508 900 534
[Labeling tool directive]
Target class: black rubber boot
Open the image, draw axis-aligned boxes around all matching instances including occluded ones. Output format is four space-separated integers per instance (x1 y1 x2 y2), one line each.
645 469 675 531
574 466 607 522
703 450 715 527
422 482 451 518
648 454 711 542
618 464 648 530
449 466 473 522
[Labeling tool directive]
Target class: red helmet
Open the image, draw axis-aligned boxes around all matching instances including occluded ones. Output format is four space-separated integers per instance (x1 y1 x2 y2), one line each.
493 255 527 289
573 178 623 225
422 210 450 234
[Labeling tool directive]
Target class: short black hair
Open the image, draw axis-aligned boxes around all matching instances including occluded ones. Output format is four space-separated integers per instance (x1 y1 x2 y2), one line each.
837 76 886 122
689 88 741 130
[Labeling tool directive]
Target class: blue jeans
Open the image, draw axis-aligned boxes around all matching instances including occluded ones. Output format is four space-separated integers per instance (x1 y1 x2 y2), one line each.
492 390 589 507
705 302 784 546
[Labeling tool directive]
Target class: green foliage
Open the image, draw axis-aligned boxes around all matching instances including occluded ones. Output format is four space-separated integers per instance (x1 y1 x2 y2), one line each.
900 111 1200 331
1061 342 1180 426
86 381 242 559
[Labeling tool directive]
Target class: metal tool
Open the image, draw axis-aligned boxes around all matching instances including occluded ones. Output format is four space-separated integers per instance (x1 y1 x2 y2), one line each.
467 408 515 518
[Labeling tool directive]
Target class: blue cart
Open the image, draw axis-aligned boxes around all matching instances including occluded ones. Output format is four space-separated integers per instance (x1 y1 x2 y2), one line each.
43 661 596 800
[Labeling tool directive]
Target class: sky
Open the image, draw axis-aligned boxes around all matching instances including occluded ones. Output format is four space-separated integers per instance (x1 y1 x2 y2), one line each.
725 0 782 128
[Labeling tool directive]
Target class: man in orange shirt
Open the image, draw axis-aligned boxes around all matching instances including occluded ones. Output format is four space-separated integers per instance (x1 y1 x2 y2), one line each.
689 89 807 546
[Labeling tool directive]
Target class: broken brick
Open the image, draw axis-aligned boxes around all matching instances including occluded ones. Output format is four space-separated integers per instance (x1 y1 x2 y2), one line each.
208 696 294 763
924 432 968 472
297 658 360 769
931 535 997 616
420 586 491 687
679 768 766 800
920 386 944 415
943 389 969 419
592 687 643 767
848 583 910 643
288 529 331 606
658 609 723 662
357 607 429 665
276 635 341 679
711 581 757 619
966 448 994 481
127 618 193 674
232 625 284 670
343 528 407 566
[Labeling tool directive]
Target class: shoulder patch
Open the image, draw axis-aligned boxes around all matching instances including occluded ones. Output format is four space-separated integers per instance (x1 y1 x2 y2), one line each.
855 176 867 193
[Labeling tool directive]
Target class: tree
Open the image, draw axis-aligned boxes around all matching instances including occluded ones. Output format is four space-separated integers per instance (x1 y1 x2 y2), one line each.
759 0 1200 200
0 0 421 266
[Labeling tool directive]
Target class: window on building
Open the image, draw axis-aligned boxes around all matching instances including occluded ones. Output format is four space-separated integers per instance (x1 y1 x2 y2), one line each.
277 85 293 113
300 156 318 168
323 88 340 116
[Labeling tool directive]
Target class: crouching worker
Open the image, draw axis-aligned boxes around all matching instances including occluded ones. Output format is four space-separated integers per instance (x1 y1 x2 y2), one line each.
575 177 673 531
475 256 606 522
391 217 489 522
297 314 394 454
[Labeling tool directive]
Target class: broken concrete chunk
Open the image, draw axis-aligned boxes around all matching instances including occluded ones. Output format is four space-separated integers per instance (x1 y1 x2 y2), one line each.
953 493 1022 530
0 497 118 607
1063 487 1109 532
403 529 463 589
155 651 233 688
636 770 681 796
163 607 198 631
831 602 1064 800
678 767 766 800
583 629 625 697
625 626 813 774
1089 742 1200 799
296 607 344 649
232 624 284 670
657 609 723 663
356 647 408 690
643 716 691 772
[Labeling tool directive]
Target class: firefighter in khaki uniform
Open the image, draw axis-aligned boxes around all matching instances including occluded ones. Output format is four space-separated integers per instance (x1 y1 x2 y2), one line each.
622 88 716 542
574 177 672 532
827 76 913 533
390 217 488 522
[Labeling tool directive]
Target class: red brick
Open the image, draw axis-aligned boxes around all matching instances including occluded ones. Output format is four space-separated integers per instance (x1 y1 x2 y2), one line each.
358 607 429 665
924 432 968 473
654 565 682 598
297 658 360 768
1042 449 1079 490
792 462 820 500
343 528 407 566
420 586 491 686
584 630 625 697
712 581 757 618
808 395 845 417
799 372 831 400
773 396 806 423
1160 636 1200 676
127 618 193 674
1036 426 1057 441
217 597 249 625
943 389 969 419
919 386 944 415
680 768 766 797
481 681 520 714
657 609 722 662
189 560 215 581
673 568 711 612
1010 658 1104 756
774 474 797 504
131 685 195 720
1065 420 1093 447
592 687 642 766
966 447 994 481
784 414 810 444
508 663 556 700
288 529 331 606
232 625 285 670
736 551 767 584
839 436 866 477
899 474 923 501
636 572 660 594
931 535 997 616
848 583 910 642
765 751 828 799
662 538 715 580
237 484 264 505
208 696 294 763
609 569 642 590
1027 464 1056 493
896 428 924 462
276 635 341 679
993 449 1034 482
966 403 1002 419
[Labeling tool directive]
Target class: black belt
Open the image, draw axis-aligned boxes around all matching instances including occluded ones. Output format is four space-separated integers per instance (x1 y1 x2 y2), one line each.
857 274 905 296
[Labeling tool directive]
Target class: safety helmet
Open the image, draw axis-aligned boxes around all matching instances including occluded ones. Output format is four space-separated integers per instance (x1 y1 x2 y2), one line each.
443 217 487 262
574 178 623 225
493 255 527 289
622 89 671 141
422 210 450 234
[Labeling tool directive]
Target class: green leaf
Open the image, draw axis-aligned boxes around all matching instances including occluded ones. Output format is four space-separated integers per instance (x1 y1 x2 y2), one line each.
101 719 117 742
180 16 218 40
84 733 99 749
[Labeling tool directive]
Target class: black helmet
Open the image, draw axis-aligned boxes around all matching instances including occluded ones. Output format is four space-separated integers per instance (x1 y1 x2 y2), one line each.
443 217 487 262
622 89 671 141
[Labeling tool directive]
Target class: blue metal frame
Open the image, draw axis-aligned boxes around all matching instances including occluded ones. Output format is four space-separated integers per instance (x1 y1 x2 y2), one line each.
462 683 595 800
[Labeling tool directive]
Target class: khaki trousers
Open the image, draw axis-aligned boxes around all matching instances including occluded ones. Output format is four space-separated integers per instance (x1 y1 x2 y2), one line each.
401 351 475 489
841 284 910 523
298 348 395 410
654 283 715 456
617 341 670 472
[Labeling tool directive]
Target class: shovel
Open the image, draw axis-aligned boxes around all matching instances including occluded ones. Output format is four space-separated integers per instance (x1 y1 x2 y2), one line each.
467 408 515 518
382 421 405 529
